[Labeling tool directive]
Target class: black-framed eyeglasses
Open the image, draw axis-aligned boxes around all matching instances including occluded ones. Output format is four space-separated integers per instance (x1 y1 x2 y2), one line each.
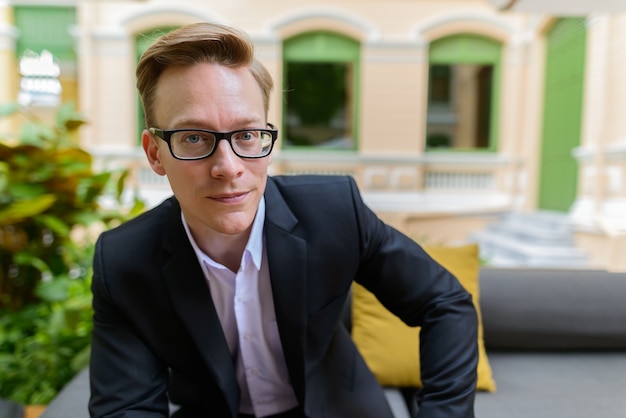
149 124 278 160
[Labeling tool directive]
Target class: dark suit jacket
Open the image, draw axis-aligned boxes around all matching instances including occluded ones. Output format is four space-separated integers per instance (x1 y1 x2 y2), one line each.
89 175 478 418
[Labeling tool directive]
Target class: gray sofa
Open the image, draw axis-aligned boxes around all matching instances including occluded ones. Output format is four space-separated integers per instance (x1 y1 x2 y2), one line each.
40 267 626 418
474 267 626 418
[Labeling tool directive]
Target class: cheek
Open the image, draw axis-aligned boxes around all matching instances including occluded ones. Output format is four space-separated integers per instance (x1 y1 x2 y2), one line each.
253 162 271 186
162 160 198 191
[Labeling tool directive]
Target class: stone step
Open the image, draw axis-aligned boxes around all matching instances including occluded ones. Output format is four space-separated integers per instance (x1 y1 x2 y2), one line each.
471 229 589 267
470 210 589 268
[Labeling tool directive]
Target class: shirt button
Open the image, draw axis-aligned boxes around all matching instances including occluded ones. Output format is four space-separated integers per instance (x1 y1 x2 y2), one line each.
244 333 252 341
250 368 260 376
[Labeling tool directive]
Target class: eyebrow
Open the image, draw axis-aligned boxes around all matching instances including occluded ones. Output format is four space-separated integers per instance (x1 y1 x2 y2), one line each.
171 117 264 130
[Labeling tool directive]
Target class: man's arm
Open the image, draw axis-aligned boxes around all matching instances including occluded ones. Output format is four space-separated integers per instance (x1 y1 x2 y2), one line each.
349 178 478 417
89 235 170 418
414 274 478 417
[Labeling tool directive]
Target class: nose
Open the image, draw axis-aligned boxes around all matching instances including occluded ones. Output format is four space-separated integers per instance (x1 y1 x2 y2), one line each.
210 139 244 179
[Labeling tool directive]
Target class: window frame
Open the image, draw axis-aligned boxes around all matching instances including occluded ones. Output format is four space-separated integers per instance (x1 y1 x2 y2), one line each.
282 31 361 152
426 33 502 153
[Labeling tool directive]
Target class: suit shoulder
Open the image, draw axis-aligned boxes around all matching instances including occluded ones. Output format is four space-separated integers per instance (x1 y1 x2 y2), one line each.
265 175 365 219
269 174 356 191
98 197 176 245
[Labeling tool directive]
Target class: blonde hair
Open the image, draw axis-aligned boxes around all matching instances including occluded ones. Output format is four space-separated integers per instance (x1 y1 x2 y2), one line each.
136 22 273 128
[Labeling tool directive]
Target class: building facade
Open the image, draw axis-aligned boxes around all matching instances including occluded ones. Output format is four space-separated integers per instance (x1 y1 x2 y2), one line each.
1 0 626 270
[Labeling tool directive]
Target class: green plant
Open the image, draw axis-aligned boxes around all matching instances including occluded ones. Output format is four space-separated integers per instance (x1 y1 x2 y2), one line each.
0 271 93 404
0 102 145 404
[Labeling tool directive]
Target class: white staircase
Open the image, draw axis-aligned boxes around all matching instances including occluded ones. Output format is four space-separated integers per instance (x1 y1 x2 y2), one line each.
470 211 590 268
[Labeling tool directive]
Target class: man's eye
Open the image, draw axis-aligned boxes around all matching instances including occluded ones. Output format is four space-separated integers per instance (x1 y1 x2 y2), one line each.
236 131 258 141
185 134 203 144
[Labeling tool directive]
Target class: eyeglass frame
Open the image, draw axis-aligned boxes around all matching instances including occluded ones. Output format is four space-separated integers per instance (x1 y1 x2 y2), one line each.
149 123 278 160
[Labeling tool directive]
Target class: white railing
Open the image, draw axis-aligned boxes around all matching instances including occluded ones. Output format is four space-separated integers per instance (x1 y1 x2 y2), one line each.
424 171 494 190
92 148 516 210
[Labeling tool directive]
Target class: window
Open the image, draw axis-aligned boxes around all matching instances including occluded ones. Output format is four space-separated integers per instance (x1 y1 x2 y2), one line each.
426 34 501 151
283 32 360 150
18 50 62 107
285 61 353 148
13 6 77 106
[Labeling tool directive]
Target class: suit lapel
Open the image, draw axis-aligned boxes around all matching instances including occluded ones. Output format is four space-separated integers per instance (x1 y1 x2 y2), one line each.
264 179 308 404
160 199 239 416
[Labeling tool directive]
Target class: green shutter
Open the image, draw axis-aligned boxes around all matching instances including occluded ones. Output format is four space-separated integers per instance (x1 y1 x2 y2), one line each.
14 6 76 61
538 18 586 212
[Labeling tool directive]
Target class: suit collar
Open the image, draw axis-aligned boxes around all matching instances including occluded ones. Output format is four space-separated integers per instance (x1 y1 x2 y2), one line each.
264 177 298 232
263 178 308 404
160 198 240 415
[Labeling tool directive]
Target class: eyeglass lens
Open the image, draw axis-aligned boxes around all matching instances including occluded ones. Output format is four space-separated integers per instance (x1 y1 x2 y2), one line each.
170 130 274 158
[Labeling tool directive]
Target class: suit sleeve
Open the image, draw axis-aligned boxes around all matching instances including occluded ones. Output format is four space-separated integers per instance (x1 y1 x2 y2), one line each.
89 234 169 418
349 178 478 418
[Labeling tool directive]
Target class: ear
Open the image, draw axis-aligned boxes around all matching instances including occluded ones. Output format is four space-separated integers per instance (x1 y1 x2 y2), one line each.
142 129 167 176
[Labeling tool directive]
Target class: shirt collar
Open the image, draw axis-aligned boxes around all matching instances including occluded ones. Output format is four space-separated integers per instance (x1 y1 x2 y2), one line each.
245 196 265 270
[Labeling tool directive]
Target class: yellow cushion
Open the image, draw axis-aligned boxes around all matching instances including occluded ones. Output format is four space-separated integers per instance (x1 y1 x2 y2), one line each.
351 243 496 392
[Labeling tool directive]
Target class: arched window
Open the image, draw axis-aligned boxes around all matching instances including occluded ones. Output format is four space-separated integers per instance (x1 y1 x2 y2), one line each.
283 31 360 150
426 34 502 151
14 5 76 107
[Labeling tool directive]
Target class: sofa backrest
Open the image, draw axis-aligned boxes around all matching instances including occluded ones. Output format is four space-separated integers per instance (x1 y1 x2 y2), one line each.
479 267 626 351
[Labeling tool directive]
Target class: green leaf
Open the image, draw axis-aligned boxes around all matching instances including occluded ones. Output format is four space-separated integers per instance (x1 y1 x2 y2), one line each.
14 252 51 274
37 214 71 237
7 183 48 200
0 161 8 192
19 121 54 146
35 279 69 303
71 211 103 226
115 170 130 200
0 103 20 119
70 344 91 372
55 102 86 133
0 194 56 224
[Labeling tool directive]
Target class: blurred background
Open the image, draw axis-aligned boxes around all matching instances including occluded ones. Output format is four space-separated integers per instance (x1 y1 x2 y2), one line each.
2 0 626 272
2 0 626 411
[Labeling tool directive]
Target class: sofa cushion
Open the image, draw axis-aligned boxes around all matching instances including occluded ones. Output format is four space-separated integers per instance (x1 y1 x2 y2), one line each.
480 267 626 350
351 243 496 392
474 352 626 418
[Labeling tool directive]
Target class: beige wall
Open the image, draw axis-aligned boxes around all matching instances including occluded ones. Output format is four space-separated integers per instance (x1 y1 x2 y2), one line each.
3 1 626 268
0 3 18 137
77 1 527 153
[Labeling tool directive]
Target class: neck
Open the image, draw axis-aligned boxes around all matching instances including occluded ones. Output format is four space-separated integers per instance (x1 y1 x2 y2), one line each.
199 231 249 273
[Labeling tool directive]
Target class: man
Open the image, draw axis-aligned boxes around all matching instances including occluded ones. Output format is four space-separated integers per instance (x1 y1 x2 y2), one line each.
89 22 478 418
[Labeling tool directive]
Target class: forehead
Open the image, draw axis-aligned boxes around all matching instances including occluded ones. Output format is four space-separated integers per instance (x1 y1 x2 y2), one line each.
153 63 265 128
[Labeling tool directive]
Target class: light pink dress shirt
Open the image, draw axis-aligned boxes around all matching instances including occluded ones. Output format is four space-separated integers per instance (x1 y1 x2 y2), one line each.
182 198 299 417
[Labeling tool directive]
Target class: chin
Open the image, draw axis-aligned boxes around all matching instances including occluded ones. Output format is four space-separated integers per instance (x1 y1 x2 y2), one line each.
214 215 255 236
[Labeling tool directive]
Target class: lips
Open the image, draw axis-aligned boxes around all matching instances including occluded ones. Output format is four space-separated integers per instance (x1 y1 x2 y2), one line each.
208 191 249 204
